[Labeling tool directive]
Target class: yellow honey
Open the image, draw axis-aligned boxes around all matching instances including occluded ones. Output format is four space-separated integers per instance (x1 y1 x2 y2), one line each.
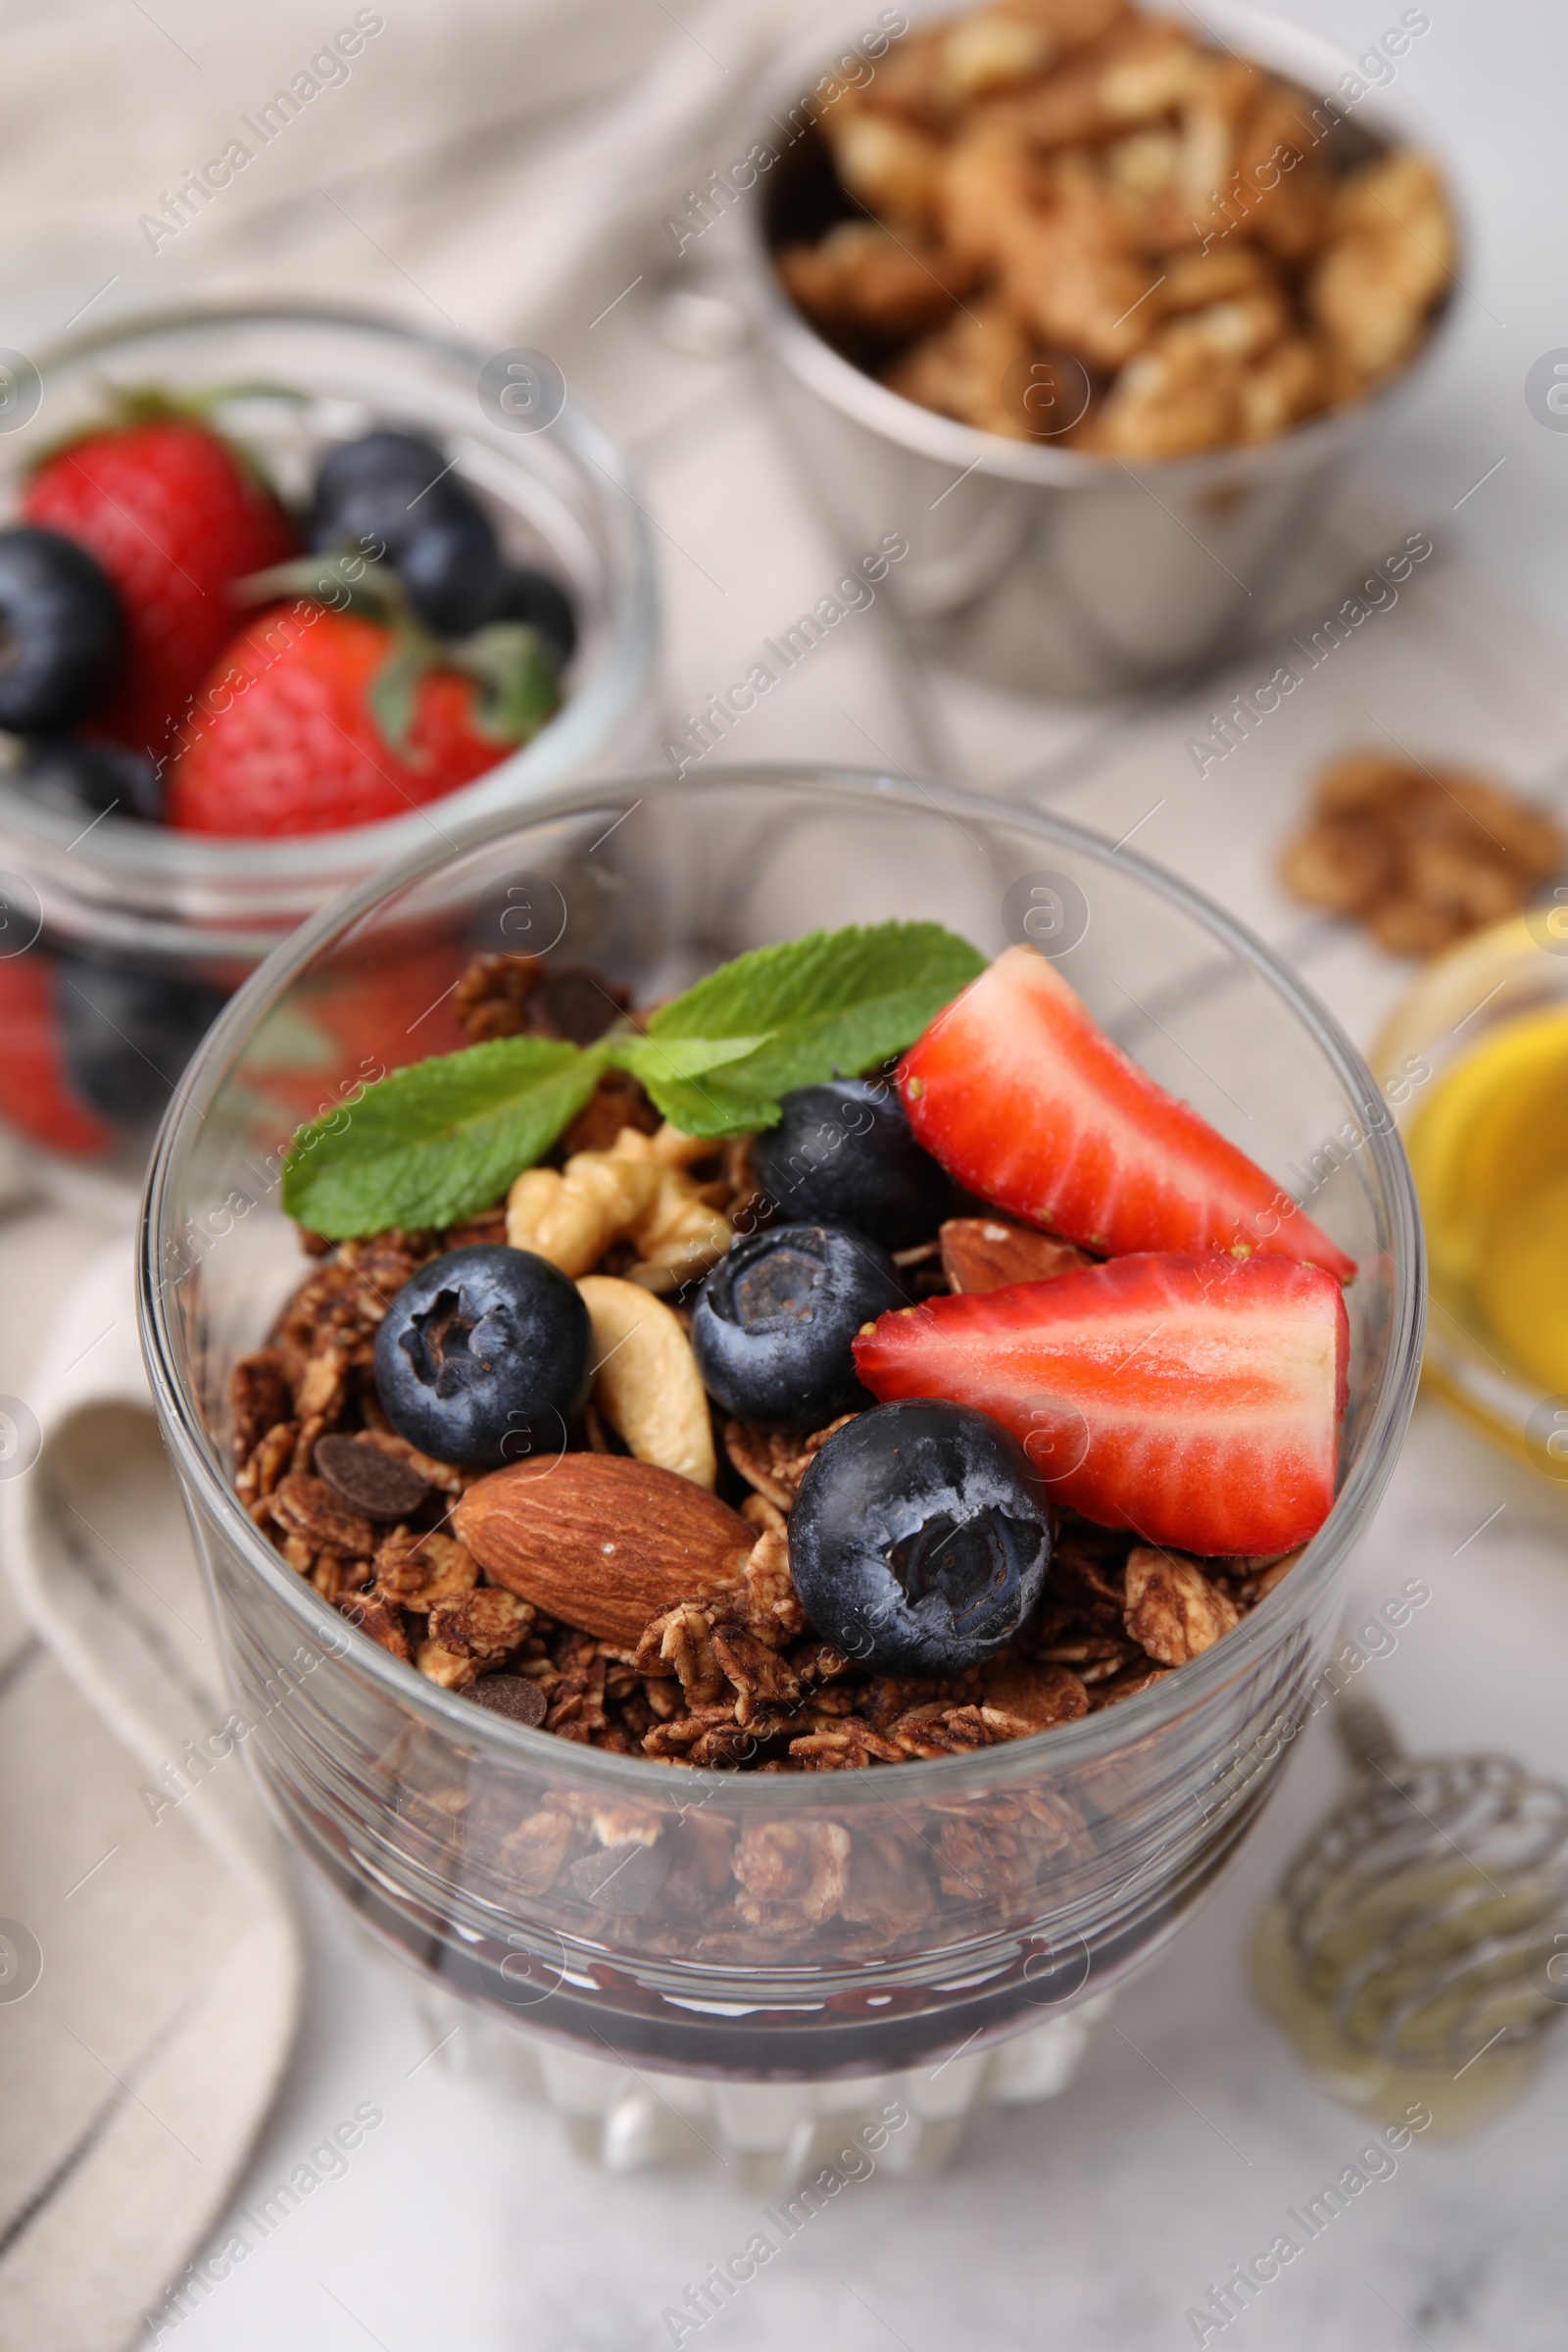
1405 1004 1568 1395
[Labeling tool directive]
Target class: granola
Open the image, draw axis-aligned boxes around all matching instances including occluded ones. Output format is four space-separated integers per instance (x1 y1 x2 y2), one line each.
230 1203 1288 1768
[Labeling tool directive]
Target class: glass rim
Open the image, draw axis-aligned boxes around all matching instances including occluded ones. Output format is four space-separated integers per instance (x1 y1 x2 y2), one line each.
137 760 1427 1805
0 297 659 928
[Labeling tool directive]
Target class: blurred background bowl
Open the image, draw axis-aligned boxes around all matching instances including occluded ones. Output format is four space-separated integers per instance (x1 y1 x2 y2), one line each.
0 302 659 1198
738 0 1459 697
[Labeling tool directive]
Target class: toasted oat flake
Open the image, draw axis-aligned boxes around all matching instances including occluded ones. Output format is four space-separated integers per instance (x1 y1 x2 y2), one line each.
1123 1544 1240 1665
734 1821 851 1927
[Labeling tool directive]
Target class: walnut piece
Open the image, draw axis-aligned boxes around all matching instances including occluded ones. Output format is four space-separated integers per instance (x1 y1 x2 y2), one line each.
773 3 1454 459
1281 750 1563 958
507 1124 731 1287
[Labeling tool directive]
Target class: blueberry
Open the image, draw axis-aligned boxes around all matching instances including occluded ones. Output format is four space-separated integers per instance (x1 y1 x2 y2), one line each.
399 506 505 636
788 1399 1052 1675
53 952 227 1125
17 736 163 822
691 1222 905 1432
0 527 123 732
484 565 577 664
752 1079 953 1251
310 428 452 555
311 429 504 629
374 1244 589 1468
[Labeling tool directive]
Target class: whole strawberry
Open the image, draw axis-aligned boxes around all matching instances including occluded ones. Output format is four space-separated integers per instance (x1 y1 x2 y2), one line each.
22 415 298 759
167 605 554 837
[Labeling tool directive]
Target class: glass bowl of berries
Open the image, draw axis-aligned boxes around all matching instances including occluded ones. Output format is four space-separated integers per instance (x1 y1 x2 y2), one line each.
0 303 657 1192
139 763 1422 2122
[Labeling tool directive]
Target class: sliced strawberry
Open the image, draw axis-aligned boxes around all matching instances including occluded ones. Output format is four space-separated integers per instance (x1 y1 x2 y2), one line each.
23 416 298 759
854 1250 1348 1556
900 947 1356 1282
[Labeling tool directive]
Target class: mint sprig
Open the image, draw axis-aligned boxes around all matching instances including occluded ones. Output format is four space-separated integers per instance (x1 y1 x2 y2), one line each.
280 920 983 1239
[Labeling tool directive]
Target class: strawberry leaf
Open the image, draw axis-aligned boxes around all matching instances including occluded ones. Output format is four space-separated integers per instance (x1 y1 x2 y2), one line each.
233 551 409 616
366 637 441 758
281 1037 607 1239
451 622 562 745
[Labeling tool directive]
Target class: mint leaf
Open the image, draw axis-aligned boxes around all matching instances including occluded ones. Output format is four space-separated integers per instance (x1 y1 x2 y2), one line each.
281 1037 604 1239
627 1072 777 1139
640 921 983 1134
606 1031 772 1088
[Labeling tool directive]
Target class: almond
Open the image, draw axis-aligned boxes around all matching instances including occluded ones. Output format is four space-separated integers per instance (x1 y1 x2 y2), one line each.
939 1216 1092 1294
453 1454 753 1645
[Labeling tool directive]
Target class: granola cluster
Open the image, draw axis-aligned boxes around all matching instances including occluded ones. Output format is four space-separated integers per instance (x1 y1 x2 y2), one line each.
229 1055 1295 1773
1281 750 1563 956
775 0 1454 457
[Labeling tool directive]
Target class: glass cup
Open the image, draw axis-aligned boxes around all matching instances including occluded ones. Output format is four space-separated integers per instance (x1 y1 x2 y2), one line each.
0 303 658 1192
139 765 1423 2087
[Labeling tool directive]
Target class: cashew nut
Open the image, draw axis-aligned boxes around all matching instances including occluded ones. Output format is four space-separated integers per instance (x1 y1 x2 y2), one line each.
576 1273 715 1490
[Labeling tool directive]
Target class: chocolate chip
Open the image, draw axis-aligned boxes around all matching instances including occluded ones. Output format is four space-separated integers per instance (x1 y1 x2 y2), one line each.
568 1840 669 1914
462 1673 548 1728
314 1434 431 1523
529 965 628 1045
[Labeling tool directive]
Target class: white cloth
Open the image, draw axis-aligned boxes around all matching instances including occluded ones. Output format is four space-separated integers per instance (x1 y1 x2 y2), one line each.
0 0 796 353
0 1218 301 2352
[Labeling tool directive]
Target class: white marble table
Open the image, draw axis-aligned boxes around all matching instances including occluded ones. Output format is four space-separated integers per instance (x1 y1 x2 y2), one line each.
16 0 1568 2342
